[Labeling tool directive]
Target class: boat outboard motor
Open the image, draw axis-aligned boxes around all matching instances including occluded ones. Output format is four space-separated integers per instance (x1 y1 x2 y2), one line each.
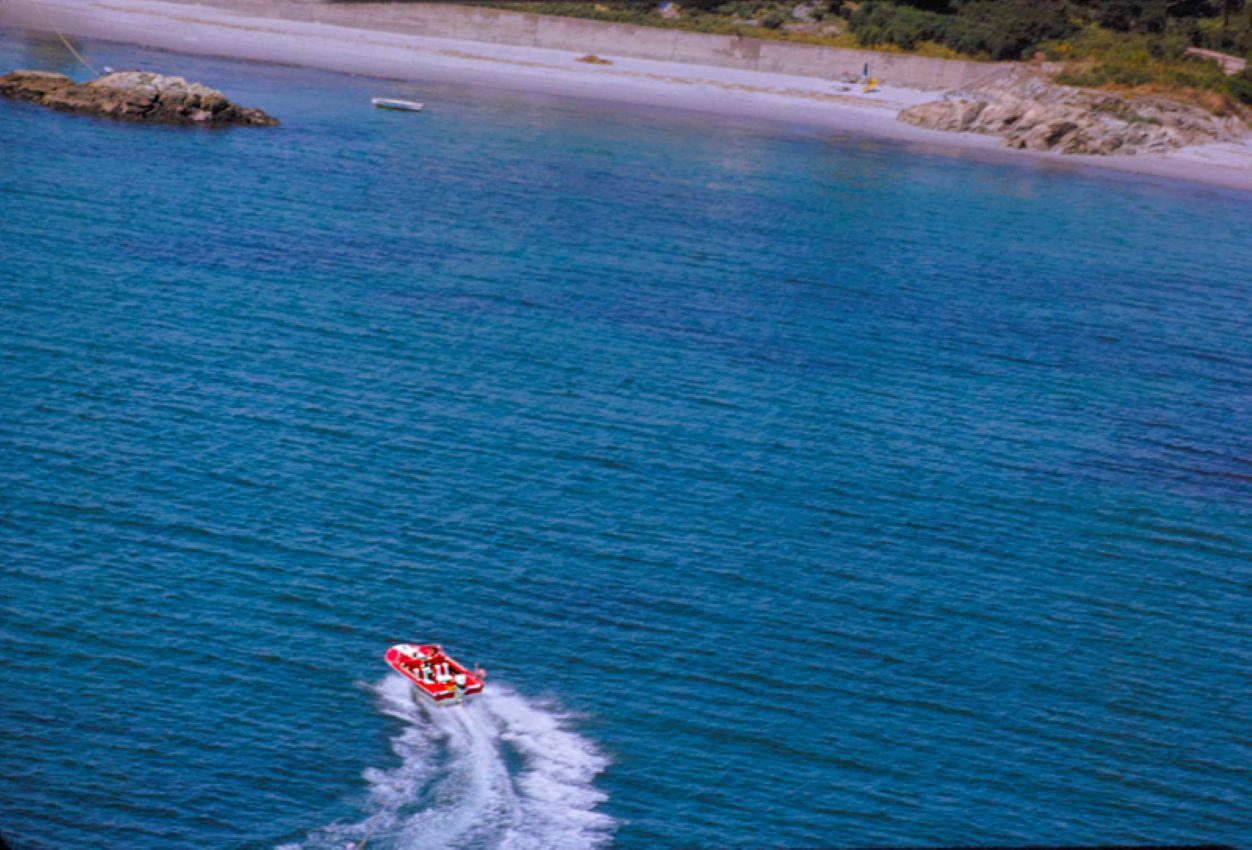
453 673 467 703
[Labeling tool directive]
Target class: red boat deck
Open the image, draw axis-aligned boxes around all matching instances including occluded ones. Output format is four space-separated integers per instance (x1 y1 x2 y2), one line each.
385 643 485 704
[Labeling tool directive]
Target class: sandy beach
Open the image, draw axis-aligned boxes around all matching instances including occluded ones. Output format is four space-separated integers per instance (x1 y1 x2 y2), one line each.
3 0 1251 190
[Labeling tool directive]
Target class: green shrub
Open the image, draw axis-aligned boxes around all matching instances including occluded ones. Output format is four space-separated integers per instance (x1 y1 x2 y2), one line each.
1193 13 1252 55
1049 22 1252 112
1146 34 1184 57
894 0 953 10
761 9 784 27
848 2 947 50
1092 0 1170 32
681 0 727 11
950 0 1075 59
850 0 1073 58
1231 66 1252 104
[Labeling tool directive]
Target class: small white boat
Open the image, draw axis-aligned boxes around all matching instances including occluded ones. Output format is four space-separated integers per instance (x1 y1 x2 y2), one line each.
372 97 423 112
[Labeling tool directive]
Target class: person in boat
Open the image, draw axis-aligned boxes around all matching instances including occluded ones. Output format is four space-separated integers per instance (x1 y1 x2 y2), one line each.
418 646 439 682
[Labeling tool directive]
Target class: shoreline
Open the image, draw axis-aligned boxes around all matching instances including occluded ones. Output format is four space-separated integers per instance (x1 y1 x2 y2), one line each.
3 0 1251 191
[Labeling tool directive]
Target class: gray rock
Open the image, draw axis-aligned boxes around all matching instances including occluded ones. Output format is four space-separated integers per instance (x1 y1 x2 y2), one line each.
0 70 277 126
791 2 818 21
898 68 1245 155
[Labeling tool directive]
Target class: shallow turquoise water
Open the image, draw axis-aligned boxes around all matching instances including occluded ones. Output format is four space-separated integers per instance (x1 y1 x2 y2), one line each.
1 28 1250 850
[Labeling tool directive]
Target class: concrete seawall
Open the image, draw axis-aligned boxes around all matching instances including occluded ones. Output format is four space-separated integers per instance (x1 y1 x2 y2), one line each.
165 0 1011 89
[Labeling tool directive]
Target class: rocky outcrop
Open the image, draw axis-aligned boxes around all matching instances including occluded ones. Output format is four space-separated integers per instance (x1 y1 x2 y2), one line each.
0 70 277 126
899 70 1245 155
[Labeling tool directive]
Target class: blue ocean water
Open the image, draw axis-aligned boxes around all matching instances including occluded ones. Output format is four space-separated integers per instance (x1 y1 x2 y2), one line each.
1 27 1250 850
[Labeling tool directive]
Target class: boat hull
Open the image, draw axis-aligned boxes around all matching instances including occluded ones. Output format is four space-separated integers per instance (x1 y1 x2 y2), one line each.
385 644 484 704
372 98 423 112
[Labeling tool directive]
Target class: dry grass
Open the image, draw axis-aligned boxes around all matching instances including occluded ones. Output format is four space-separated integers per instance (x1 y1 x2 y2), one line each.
1108 84 1248 119
1048 24 1251 117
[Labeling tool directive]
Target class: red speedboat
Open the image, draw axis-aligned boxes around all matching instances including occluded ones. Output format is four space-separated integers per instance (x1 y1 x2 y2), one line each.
385 643 485 705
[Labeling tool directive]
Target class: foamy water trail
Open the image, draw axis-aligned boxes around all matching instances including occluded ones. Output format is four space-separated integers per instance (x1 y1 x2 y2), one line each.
289 676 613 849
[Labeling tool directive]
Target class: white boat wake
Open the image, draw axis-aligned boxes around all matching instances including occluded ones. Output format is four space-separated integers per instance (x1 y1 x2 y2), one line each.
287 675 614 850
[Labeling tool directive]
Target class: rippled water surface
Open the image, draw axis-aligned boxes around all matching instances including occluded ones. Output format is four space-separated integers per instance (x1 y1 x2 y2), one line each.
2 28 1250 850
